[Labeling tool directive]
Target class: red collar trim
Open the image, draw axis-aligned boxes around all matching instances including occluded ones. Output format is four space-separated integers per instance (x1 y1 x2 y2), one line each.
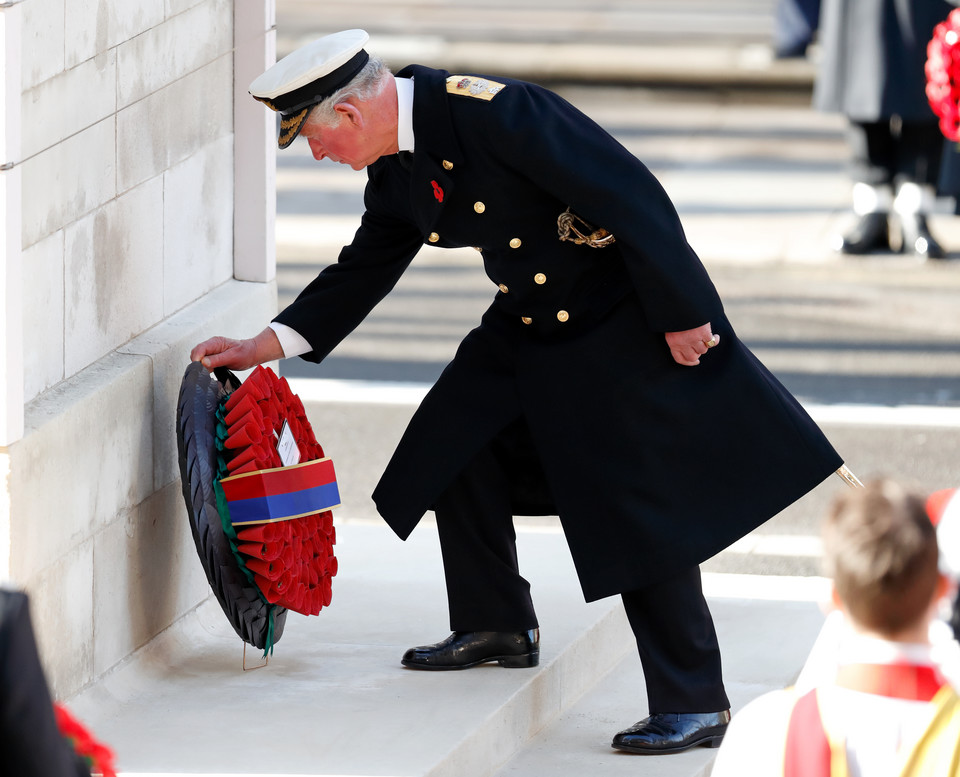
834 663 946 702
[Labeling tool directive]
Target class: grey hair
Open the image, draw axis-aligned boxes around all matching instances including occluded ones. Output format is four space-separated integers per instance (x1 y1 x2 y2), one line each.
305 56 392 128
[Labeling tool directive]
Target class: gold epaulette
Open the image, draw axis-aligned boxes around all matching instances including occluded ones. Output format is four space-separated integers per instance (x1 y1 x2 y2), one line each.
446 75 506 101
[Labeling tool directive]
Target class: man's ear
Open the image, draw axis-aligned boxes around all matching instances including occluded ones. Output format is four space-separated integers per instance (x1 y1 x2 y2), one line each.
829 583 843 612
333 102 363 128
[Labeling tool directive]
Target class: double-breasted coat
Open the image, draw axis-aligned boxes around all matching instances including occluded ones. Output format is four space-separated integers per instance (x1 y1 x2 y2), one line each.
275 66 843 602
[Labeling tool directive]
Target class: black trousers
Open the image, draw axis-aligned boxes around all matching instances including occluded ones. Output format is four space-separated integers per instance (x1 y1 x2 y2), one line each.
848 119 944 187
433 442 730 714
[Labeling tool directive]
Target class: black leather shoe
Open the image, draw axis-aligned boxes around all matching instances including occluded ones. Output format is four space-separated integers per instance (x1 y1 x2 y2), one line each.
833 212 890 254
401 629 539 670
898 213 946 259
611 711 731 754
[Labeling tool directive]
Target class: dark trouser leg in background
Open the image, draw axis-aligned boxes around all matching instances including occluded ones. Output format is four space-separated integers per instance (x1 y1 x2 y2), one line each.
843 119 947 257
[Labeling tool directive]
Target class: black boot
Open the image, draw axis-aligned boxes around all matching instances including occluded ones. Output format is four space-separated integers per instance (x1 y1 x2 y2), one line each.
898 213 946 259
834 212 890 254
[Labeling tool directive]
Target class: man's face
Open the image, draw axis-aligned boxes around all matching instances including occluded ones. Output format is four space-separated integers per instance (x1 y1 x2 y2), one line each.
299 110 379 171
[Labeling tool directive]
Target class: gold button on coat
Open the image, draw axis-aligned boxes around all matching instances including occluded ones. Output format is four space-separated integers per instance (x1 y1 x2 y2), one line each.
498 283 509 293
521 316 533 325
534 273 546 284
557 310 570 322
442 160 454 170
428 232 440 243
473 246 483 252
509 238 522 249
474 202 486 213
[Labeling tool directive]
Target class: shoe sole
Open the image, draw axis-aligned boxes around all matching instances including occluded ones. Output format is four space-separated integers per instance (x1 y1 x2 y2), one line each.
611 733 725 755
401 652 539 670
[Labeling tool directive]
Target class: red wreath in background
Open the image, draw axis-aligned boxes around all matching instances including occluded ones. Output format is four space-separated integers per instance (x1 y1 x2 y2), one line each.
927 9 960 141
216 366 339 618
54 704 117 777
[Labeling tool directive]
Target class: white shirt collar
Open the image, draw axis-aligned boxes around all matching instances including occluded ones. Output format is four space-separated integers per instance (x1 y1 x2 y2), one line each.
836 630 937 667
395 76 415 152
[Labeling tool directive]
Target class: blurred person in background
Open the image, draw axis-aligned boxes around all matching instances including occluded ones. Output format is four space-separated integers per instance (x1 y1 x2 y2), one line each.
1 588 101 776
774 0 821 58
712 479 960 776
815 0 954 259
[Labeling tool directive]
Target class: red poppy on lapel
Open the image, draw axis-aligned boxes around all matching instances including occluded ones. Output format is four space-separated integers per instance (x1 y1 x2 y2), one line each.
431 180 444 202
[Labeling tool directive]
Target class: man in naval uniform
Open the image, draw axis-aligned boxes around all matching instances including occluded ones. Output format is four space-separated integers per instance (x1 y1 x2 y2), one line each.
192 29 844 754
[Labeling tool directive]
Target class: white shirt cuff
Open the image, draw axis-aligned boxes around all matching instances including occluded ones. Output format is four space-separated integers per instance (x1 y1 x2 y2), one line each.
268 322 311 358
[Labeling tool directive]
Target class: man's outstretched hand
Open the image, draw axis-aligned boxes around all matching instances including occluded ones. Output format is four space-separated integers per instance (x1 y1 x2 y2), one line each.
190 327 284 371
664 323 720 367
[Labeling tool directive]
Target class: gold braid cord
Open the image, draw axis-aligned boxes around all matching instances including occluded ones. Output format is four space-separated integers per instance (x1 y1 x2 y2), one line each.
557 207 616 248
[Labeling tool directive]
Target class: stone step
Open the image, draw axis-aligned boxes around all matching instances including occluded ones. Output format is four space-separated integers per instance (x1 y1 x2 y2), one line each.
65 521 827 776
278 0 780 45
492 579 828 777
65 523 635 776
275 0 817 88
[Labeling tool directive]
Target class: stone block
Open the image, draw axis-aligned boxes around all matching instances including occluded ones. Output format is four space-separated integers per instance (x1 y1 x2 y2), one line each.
22 50 117 160
162 134 234 315
117 0 232 109
21 117 116 249
234 10 276 284
22 230 65 402
23 541 95 699
235 0 275 42
92 482 210 677
20 0 65 91
64 179 164 375
10 351 154 578
120 279 277 492
65 0 164 69
117 55 232 193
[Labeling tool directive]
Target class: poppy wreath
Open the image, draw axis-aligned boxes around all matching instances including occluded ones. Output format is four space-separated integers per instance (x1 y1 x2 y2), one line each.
177 363 339 655
213 365 339 624
177 362 288 651
926 8 960 141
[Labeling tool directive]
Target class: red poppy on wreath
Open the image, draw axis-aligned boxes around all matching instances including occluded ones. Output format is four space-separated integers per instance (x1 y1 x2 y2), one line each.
431 180 444 202
926 8 960 141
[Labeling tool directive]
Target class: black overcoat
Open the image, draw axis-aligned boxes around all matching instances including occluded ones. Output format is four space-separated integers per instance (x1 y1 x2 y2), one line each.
814 0 952 120
276 66 843 601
